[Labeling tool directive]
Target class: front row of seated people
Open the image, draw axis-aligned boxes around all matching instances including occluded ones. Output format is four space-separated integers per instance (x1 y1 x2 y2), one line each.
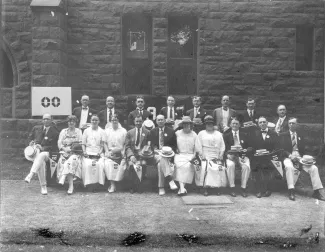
24 112 325 201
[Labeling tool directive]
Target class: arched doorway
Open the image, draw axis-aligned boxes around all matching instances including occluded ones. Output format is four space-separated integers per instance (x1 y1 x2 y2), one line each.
1 43 18 118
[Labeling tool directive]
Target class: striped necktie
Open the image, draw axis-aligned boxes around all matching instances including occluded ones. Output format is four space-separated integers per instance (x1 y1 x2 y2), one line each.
291 133 297 150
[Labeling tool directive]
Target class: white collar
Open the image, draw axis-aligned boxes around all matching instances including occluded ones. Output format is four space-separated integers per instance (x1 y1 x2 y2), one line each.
82 106 89 110
232 130 239 135
194 106 200 110
290 131 296 135
279 116 286 121
159 127 164 131
44 126 50 131
222 107 229 111
107 107 114 111
247 108 254 112
137 107 143 111
261 128 268 133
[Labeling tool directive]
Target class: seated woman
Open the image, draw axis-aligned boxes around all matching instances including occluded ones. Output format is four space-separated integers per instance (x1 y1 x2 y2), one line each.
103 114 127 193
196 115 227 196
57 116 82 186
174 116 199 196
81 114 108 191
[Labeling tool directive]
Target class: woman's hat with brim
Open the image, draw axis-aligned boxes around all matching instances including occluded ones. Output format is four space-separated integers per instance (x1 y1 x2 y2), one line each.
179 116 193 127
203 115 214 125
159 146 175 158
24 145 40 161
143 119 155 130
299 155 316 166
139 145 154 159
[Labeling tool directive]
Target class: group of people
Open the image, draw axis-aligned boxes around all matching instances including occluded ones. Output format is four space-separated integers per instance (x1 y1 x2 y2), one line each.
24 95 325 202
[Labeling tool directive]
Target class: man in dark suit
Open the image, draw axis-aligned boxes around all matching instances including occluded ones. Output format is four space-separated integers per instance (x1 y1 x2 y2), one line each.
279 117 325 201
212 95 237 133
24 113 60 195
240 97 261 136
251 116 279 198
160 96 180 129
128 96 152 130
98 96 121 129
186 96 208 133
223 118 252 198
148 114 178 195
125 116 150 193
72 95 96 131
274 104 289 135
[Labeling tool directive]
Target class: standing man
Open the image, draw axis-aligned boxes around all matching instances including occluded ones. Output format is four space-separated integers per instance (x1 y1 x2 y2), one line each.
223 118 252 197
148 115 178 195
251 116 279 198
98 96 120 129
279 117 325 201
186 96 208 133
160 96 178 128
72 95 96 131
24 114 60 195
128 96 152 130
274 104 289 134
242 97 260 124
125 116 150 193
212 95 237 133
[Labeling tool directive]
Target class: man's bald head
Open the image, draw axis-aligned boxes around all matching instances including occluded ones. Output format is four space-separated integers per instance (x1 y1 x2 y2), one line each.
42 113 52 127
221 95 230 108
106 96 115 108
156 114 165 128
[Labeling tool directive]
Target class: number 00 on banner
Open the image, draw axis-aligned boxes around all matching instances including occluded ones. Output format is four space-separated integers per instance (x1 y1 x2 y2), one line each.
31 87 72 116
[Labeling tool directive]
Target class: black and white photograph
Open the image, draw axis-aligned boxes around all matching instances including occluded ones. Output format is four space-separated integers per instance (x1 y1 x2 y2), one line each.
0 0 324 251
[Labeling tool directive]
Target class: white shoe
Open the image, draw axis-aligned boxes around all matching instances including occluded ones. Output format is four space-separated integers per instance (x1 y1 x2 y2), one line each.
178 188 187 196
41 186 48 195
169 180 178 190
108 186 116 193
67 188 73 195
24 173 33 183
159 188 166 196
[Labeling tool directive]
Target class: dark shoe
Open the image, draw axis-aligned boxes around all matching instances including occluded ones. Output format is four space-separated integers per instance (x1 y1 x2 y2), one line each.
203 189 209 197
313 189 325 201
256 192 262 198
229 188 236 197
262 190 272 197
288 189 295 201
216 188 221 196
130 188 135 194
241 188 248 198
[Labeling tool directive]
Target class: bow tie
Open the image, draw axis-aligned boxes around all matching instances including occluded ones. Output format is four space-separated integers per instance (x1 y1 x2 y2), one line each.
82 107 87 110
261 130 267 133
222 107 228 111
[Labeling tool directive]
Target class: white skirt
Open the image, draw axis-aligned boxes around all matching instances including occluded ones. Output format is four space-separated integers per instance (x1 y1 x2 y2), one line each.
196 160 228 188
103 158 127 181
174 153 195 184
81 157 105 186
58 154 82 179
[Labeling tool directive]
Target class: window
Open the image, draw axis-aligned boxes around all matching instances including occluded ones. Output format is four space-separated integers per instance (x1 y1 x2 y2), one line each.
2 49 13 88
168 16 198 95
295 25 314 71
122 14 152 94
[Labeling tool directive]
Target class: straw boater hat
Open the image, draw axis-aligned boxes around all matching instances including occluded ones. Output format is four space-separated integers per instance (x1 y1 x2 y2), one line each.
267 122 276 129
299 155 316 166
24 145 40 161
139 145 154 159
179 116 193 127
203 115 214 124
143 119 155 130
159 146 175 158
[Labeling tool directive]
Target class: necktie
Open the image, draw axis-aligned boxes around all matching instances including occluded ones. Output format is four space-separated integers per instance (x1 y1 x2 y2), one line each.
291 133 297 150
249 110 253 119
139 110 143 117
234 132 240 145
159 129 164 149
276 118 282 133
169 108 173 120
136 128 140 147
109 109 112 122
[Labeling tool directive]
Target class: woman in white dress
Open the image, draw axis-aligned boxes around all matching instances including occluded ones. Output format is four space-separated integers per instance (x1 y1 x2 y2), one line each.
196 115 227 196
103 114 127 193
82 114 108 191
174 116 199 196
57 115 83 194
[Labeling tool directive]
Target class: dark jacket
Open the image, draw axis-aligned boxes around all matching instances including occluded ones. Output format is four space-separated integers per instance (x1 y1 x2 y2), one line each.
186 107 208 121
251 128 279 152
148 126 177 152
28 125 59 152
98 108 122 129
223 130 251 153
274 116 289 134
72 106 97 126
160 107 182 120
127 109 152 129
278 131 306 158
125 127 150 159
241 109 260 124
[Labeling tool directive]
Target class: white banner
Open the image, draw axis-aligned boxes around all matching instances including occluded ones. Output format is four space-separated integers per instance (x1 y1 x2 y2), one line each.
31 87 72 116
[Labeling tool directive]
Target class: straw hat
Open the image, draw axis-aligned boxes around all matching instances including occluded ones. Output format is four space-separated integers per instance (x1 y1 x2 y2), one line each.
139 145 154 159
299 155 315 166
143 119 155 130
159 146 175 158
267 122 276 129
24 145 40 161
179 116 193 127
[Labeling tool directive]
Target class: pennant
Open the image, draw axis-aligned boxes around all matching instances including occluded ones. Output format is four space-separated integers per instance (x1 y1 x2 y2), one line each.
271 160 283 177
190 154 201 172
134 164 142 182
49 158 58 178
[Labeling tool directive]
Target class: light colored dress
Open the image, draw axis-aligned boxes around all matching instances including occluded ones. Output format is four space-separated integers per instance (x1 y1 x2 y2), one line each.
57 128 83 179
195 130 228 187
103 125 127 181
81 127 106 186
174 130 198 184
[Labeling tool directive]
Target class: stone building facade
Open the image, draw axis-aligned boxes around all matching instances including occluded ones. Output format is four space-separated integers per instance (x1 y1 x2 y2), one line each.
1 0 324 158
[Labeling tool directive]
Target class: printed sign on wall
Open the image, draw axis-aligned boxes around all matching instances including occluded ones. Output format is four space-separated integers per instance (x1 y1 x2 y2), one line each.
31 87 72 116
